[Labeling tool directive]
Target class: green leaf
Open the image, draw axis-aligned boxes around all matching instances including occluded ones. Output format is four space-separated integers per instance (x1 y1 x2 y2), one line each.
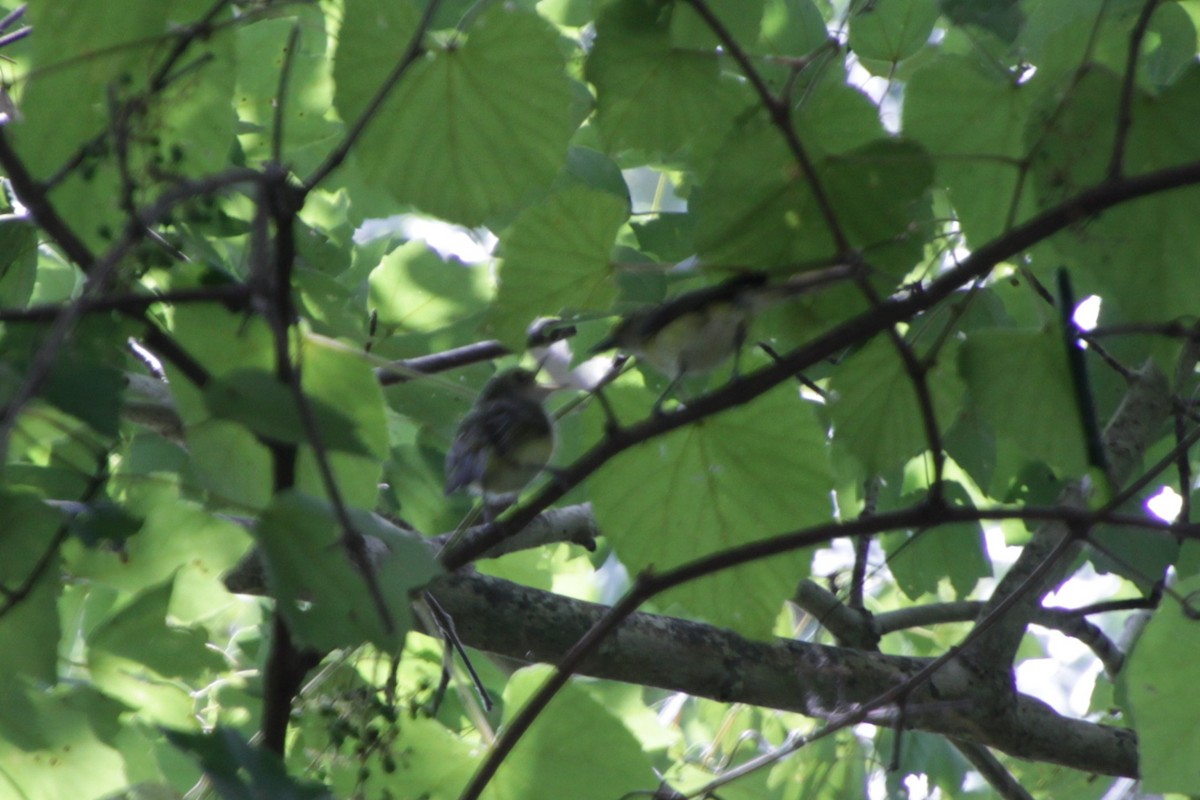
759 0 829 56
939 0 1023 42
368 240 491 332
630 213 696 262
203 368 373 455
586 0 750 156
554 146 631 203
849 0 940 62
156 6 237 180
236 8 342 173
694 82 928 269
166 727 331 800
43 357 124 438
88 579 225 680
958 328 1089 477
65 491 251 623
1089 521 1179 591
0 687 130 800
335 4 574 224
315 716 477 798
903 54 1034 246
293 332 392 508
68 502 143 548
491 666 654 800
1142 2 1198 86
822 138 935 273
167 306 274 508
669 0 766 51
828 336 963 474
1031 66 1200 323
0 219 38 307
1123 575 1200 794
490 185 628 347
256 492 439 653
589 384 832 636
87 578 212 729
0 489 64 684
883 483 991 599
13 0 168 248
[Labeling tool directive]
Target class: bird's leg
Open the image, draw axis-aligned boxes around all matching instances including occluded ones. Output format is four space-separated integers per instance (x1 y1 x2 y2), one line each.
543 465 573 495
731 319 749 381
593 386 622 436
482 497 511 524
420 592 493 713
653 373 683 415
589 355 628 435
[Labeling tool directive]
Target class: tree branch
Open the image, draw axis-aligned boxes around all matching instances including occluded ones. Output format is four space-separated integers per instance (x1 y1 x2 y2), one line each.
1108 0 1162 179
303 0 443 191
680 0 849 254
446 159 1200 570
427 569 1138 777
963 360 1170 684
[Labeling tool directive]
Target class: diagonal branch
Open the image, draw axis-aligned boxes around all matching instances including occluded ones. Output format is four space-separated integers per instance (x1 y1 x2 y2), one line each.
303 0 443 192
433 564 1139 784
456 501 1185 798
1107 0 1162 179
444 159 1200 570
962 360 1170 685
0 284 252 323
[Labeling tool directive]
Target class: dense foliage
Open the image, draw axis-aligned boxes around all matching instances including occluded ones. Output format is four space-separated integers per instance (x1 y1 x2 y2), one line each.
2 0 1200 798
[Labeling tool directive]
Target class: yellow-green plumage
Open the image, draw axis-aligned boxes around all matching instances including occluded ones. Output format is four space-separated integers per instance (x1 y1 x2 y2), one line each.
444 368 556 501
592 272 768 387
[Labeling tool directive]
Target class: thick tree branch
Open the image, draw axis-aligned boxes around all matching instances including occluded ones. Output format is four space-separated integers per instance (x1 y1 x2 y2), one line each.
427 570 1138 777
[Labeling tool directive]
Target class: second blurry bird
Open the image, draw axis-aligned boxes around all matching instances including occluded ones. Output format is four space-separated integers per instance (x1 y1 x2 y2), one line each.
444 367 557 507
591 268 850 404
592 272 768 388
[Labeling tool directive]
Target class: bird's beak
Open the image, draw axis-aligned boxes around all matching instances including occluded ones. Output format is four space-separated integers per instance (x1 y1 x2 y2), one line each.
533 381 562 399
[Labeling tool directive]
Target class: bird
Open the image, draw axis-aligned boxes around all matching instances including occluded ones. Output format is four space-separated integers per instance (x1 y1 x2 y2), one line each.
444 367 558 508
591 267 855 409
590 272 770 406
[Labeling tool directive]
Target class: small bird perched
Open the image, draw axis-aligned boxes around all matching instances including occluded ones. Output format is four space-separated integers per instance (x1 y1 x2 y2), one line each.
444 367 557 507
590 272 770 405
591 267 854 406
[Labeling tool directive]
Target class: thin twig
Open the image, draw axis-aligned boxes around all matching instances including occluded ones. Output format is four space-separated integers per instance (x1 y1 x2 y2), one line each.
303 0 443 191
854 270 947 496
680 0 849 255
1108 0 1162 179
849 477 879 611
952 740 1036 800
272 22 302 165
148 0 231 93
0 283 252 323
0 26 30 50
0 446 112 620
874 600 1125 675
375 323 577 385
